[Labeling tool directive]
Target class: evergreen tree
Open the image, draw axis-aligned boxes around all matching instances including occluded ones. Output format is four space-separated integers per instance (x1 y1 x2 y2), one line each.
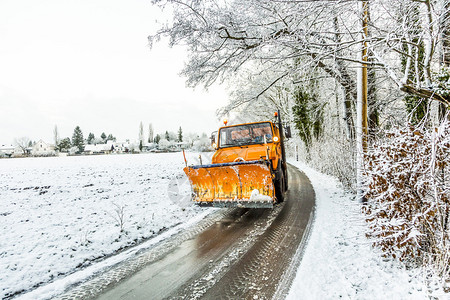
57 138 71 152
72 126 85 154
100 132 107 143
154 134 161 144
107 134 116 142
87 133 95 144
292 88 323 152
178 126 183 142
165 131 170 141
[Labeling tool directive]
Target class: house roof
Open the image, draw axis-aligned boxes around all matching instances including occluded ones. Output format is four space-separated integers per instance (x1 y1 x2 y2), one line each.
0 145 16 151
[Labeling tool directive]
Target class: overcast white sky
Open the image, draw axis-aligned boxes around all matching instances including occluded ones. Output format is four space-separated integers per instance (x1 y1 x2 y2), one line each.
0 0 228 145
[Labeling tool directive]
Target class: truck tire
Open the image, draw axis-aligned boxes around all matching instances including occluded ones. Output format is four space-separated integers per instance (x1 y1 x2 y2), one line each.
275 170 285 203
283 166 289 191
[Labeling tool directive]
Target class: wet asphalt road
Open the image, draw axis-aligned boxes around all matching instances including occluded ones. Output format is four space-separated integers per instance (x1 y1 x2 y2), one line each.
59 165 315 300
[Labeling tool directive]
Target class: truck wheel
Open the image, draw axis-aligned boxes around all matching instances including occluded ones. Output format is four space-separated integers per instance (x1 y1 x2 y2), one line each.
275 171 285 203
283 167 289 191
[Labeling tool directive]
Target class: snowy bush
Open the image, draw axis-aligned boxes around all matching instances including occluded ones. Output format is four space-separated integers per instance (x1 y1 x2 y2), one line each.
192 137 212 152
158 139 176 151
158 139 170 150
69 146 79 155
363 120 450 286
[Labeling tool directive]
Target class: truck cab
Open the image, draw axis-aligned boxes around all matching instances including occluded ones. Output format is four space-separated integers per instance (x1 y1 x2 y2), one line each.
212 121 283 171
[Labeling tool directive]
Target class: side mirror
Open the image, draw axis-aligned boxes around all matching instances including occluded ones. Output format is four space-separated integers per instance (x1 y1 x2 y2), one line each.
210 131 218 148
284 126 292 139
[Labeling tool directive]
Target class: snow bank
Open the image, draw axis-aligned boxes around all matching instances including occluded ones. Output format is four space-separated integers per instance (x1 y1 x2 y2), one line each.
286 161 427 299
0 153 210 299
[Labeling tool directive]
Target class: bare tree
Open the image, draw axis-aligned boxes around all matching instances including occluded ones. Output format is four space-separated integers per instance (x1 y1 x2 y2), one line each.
148 1 360 138
53 125 59 150
367 0 449 107
148 123 154 143
107 202 127 235
150 0 449 115
14 137 30 155
139 121 144 151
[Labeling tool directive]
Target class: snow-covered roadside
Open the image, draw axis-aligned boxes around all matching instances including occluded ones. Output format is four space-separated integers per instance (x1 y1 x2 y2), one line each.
286 161 427 299
0 153 212 299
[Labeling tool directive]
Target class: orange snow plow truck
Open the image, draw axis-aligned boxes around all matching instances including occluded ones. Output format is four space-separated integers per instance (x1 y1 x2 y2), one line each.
183 111 291 208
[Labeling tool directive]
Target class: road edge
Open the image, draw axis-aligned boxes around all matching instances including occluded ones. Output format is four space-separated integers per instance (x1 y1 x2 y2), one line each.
272 164 317 300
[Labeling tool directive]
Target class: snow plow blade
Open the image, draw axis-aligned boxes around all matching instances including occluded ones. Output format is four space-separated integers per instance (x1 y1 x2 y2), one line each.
183 161 275 208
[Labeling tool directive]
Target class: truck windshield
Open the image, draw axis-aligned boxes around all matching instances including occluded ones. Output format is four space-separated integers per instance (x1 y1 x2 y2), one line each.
219 122 273 148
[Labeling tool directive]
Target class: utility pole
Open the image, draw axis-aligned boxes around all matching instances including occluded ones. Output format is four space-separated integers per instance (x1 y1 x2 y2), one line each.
439 0 449 121
361 0 369 150
357 0 369 202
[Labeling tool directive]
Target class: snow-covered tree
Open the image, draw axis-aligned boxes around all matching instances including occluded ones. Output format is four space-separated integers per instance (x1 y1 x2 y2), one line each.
158 138 176 151
57 137 71 152
100 132 107 143
154 134 161 144
177 126 183 142
192 136 212 152
148 123 154 143
292 88 323 152
139 122 144 151
87 133 95 145
53 125 59 148
107 134 116 142
72 126 84 154
151 0 449 123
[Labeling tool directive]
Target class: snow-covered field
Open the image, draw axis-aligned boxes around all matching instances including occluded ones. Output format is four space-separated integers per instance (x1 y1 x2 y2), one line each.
287 161 428 299
0 152 211 299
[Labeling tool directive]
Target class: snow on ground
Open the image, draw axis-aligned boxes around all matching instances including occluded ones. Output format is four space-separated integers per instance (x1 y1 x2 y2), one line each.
286 160 428 299
0 152 212 299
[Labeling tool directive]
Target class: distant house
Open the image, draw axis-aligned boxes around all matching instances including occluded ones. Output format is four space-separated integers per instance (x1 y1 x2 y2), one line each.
0 145 16 157
111 141 130 154
32 140 55 156
176 142 190 150
84 141 114 155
